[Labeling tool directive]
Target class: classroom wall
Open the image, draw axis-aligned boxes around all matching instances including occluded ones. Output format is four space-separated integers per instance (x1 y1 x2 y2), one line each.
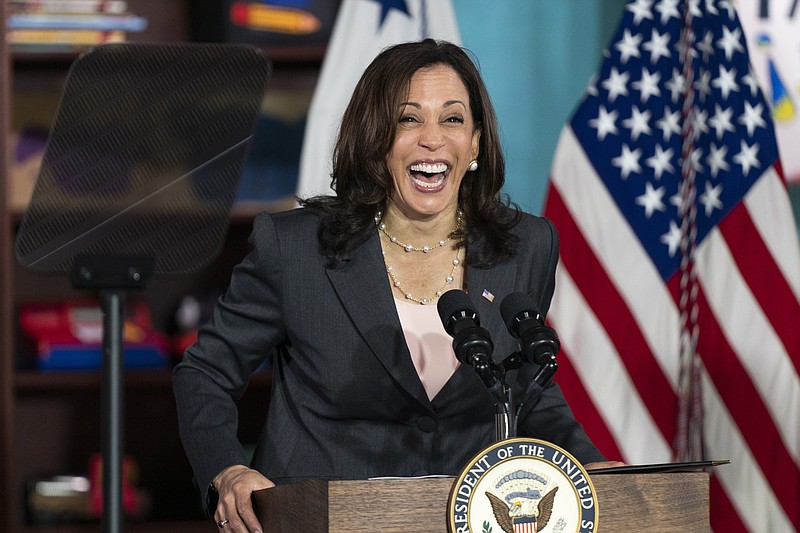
456 0 630 214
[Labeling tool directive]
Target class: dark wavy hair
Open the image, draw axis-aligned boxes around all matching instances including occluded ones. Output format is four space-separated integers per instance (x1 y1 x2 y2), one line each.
301 39 520 268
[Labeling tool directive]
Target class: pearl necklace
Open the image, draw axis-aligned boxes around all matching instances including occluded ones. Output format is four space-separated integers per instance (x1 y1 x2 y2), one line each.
375 210 463 252
375 211 464 305
382 247 462 305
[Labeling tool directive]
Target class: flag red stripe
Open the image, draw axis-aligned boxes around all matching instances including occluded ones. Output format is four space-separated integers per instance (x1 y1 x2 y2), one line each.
719 201 800 372
709 474 748 531
545 185 677 441
666 275 800 526
556 348 625 461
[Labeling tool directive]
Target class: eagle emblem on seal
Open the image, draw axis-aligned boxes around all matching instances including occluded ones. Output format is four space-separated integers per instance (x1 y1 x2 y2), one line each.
485 486 558 533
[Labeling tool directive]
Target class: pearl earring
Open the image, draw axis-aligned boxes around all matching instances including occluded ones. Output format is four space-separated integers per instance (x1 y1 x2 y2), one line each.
468 160 478 172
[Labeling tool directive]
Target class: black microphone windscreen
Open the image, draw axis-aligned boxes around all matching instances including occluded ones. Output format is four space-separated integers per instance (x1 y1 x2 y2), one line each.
437 289 475 335
499 292 542 332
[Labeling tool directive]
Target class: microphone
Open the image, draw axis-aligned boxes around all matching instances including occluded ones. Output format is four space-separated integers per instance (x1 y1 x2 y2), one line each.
500 292 560 368
500 292 560 413
437 290 500 395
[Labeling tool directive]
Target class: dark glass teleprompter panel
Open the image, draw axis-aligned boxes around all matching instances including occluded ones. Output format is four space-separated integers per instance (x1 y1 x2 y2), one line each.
16 42 272 281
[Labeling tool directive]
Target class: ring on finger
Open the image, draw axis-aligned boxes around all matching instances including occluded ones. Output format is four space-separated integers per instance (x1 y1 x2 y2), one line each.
218 518 229 528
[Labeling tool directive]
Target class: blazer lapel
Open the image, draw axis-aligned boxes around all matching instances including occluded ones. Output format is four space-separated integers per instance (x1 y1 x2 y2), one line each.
325 232 430 409
430 256 520 402
465 257 518 360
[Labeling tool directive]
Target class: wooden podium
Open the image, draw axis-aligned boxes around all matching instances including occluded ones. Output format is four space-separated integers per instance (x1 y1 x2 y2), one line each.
252 472 709 532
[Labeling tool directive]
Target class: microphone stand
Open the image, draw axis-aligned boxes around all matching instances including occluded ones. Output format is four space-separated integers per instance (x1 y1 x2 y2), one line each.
495 386 515 441
513 352 558 433
489 351 520 441
467 353 516 441
491 350 559 441
452 347 559 442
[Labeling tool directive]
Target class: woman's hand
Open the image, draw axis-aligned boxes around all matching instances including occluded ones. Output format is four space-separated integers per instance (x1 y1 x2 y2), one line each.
213 465 275 533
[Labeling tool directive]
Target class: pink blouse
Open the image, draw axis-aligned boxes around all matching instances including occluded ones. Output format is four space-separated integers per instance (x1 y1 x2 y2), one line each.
394 298 461 401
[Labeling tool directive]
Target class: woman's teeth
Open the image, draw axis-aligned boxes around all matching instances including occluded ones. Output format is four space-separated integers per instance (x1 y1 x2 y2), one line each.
409 162 448 189
410 163 448 174
412 174 445 188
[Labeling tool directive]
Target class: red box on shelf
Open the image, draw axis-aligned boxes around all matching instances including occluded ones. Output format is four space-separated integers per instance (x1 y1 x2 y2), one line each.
18 300 169 371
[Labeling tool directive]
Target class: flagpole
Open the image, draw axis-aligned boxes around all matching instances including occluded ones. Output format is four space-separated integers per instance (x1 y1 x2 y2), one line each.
674 0 704 465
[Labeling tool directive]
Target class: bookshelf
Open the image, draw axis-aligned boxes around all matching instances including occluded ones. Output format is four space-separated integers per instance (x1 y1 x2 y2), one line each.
1 0 324 530
2 1 15 530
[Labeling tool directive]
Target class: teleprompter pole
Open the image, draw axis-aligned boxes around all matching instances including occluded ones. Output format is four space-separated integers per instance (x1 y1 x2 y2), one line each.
101 289 125 533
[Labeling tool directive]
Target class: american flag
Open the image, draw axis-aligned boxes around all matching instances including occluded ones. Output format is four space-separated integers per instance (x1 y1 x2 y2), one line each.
543 0 800 531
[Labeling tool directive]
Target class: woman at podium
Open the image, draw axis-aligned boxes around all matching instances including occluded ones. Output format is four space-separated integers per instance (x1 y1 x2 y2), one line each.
173 39 619 532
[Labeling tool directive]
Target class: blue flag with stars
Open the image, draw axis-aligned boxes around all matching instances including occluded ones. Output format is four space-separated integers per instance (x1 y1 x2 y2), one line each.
375 0 411 28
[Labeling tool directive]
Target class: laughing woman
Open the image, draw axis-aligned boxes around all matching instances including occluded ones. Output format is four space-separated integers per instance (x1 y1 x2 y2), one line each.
173 39 618 533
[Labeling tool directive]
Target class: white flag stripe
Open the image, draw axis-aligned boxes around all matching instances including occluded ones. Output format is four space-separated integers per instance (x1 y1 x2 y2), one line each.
296 0 461 200
551 266 673 463
551 128 681 386
702 370 795 532
744 168 800 300
697 231 800 463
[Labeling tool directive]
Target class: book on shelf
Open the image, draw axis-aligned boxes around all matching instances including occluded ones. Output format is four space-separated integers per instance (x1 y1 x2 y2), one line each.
7 0 145 52
9 128 46 212
9 28 127 47
10 0 129 14
8 12 148 32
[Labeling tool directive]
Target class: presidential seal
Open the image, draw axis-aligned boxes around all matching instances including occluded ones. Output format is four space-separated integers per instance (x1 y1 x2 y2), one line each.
447 438 598 533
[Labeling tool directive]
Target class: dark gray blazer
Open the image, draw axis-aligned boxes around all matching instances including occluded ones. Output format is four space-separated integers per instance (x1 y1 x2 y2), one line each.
173 207 603 506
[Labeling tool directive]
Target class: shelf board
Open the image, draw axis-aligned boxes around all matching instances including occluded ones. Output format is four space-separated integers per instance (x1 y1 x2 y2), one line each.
12 43 326 65
22 519 209 533
15 368 174 391
15 368 272 392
